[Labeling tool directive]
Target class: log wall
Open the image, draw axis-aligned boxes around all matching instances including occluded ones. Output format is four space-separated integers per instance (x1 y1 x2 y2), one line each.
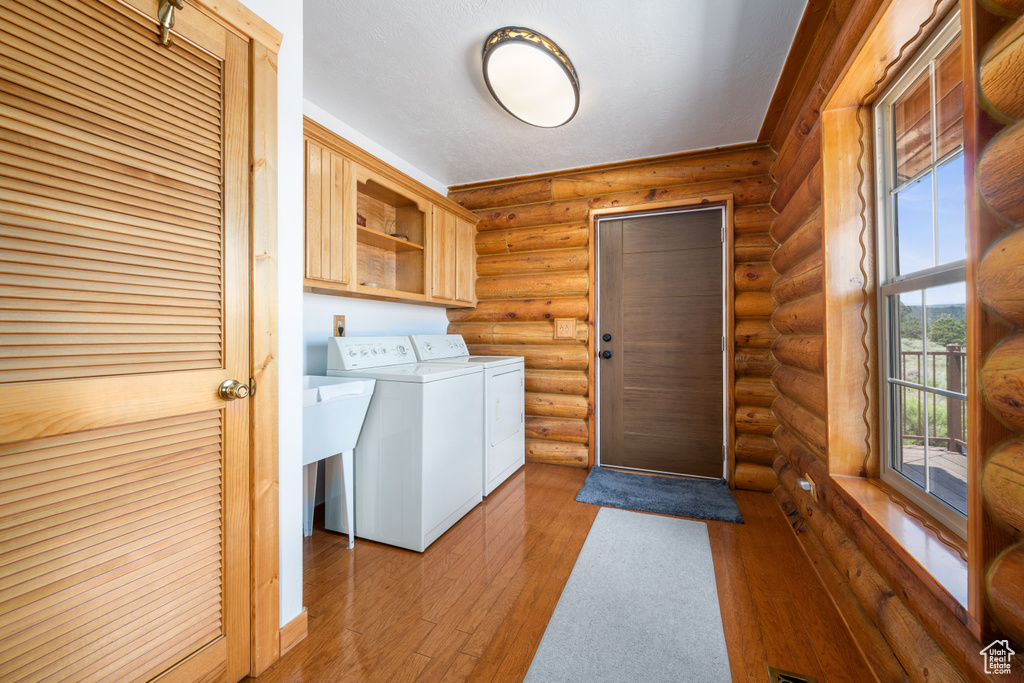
448 147 779 482
761 0 1024 679
975 0 1024 650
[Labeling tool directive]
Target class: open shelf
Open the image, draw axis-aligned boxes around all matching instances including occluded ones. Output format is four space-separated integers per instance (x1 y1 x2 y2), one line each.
357 226 424 252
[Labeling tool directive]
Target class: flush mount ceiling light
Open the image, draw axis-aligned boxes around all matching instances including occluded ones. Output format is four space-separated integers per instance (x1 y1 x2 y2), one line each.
482 27 579 128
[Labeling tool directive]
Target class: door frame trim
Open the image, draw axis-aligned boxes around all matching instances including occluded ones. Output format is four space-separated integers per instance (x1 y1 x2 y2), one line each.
588 195 736 485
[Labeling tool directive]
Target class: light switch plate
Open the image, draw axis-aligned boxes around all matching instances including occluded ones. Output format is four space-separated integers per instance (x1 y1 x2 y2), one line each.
334 315 346 337
554 318 576 339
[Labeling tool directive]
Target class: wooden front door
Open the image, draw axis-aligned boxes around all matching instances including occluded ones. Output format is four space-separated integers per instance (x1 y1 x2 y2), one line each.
0 1 251 680
598 208 725 478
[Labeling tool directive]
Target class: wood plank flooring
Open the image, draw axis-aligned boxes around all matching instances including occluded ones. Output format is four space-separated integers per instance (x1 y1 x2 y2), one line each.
249 464 876 682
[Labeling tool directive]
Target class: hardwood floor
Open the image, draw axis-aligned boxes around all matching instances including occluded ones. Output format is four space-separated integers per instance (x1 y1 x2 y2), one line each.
249 464 876 682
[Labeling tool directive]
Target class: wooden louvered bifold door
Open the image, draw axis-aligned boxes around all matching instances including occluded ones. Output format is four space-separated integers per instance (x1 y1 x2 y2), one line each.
0 1 250 681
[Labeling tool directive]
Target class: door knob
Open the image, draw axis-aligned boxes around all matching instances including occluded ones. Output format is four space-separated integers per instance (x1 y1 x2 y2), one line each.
601 350 612 359
219 379 250 400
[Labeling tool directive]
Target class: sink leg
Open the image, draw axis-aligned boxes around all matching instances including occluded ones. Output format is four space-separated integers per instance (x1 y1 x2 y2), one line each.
302 462 317 537
342 448 354 549
324 450 355 549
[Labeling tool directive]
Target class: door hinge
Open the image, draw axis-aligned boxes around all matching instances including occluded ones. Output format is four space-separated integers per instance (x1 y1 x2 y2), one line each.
248 377 257 397
721 226 725 243
721 336 725 352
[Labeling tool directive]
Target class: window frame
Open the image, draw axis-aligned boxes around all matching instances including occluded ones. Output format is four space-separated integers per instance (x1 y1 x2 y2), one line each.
873 9 967 539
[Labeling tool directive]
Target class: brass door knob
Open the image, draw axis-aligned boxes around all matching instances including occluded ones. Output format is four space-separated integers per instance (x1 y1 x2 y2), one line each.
219 379 250 400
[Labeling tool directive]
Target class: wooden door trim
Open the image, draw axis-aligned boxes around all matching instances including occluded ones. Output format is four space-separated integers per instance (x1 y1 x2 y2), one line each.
249 40 280 677
588 194 736 484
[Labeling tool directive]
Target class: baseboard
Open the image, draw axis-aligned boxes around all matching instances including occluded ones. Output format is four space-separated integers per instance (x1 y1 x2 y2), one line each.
279 608 308 656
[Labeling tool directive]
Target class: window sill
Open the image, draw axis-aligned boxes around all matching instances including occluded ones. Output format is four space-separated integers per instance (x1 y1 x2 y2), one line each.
830 475 968 618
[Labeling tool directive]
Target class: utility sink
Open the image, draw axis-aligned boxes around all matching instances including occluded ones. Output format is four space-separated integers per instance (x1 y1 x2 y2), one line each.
302 375 375 546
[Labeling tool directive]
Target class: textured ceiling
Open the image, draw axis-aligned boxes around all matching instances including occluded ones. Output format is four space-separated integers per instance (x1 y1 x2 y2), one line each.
305 0 806 187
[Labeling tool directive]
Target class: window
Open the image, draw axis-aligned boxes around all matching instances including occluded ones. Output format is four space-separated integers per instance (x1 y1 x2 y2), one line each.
874 11 966 538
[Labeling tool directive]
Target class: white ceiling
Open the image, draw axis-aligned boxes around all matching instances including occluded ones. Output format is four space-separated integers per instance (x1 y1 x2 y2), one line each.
304 0 806 187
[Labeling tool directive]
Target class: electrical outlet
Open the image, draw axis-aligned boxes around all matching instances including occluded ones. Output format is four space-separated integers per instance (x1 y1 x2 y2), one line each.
553 318 576 339
333 315 346 337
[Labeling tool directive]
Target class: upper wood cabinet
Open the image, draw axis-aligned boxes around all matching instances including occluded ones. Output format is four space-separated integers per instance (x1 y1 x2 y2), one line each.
304 118 479 307
305 140 354 287
431 207 477 306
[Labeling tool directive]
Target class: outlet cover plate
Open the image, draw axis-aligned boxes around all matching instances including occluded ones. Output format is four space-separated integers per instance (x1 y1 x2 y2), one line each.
554 318 576 339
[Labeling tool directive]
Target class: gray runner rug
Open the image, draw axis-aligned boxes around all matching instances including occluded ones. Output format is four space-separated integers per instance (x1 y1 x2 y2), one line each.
576 466 744 523
525 507 732 682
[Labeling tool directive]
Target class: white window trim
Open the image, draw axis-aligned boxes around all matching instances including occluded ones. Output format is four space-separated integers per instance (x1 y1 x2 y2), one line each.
873 9 966 539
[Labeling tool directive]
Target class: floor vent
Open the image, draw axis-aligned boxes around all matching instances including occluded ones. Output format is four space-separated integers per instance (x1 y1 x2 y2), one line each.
767 667 818 683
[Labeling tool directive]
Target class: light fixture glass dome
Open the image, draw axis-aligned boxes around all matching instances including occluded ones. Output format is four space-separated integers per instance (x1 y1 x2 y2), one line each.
482 27 579 128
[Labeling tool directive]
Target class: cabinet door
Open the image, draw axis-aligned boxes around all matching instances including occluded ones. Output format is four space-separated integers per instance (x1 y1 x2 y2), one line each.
305 141 351 285
431 208 457 301
455 216 477 305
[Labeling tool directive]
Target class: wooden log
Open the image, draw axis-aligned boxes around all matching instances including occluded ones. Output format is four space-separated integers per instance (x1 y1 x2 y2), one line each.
772 292 825 336
772 365 827 417
981 332 1024 431
525 416 589 444
476 248 589 277
735 405 778 436
735 319 778 349
476 271 589 300
772 119 821 211
734 263 777 292
735 377 777 407
525 438 587 468
524 369 589 396
475 176 773 230
735 433 779 466
772 486 913 683
771 250 824 305
447 297 588 323
468 344 588 371
447 322 587 346
980 14 1024 119
734 348 779 377
773 394 827 458
770 209 823 275
735 292 776 318
476 223 588 255
773 334 825 375
773 458 965 683
734 233 777 263
770 176 821 246
448 179 553 211
778 423 1009 682
549 146 776 199
525 392 589 419
733 204 777 236
982 438 1024 535
988 543 1024 645
734 462 778 492
773 424 819 471
977 119 1024 224
770 0 886 178
978 225 1024 326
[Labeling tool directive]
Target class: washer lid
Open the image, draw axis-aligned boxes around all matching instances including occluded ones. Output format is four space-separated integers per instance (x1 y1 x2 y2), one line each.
326 362 481 383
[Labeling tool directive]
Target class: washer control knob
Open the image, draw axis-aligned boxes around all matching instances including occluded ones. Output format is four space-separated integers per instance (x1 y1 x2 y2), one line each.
397 345 407 355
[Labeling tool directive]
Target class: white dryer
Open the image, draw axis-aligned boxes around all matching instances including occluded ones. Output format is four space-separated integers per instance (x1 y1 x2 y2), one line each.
326 336 483 552
410 335 525 496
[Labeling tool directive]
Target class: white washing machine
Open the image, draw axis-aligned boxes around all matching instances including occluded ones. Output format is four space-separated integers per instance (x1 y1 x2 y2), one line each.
410 335 525 496
326 336 483 552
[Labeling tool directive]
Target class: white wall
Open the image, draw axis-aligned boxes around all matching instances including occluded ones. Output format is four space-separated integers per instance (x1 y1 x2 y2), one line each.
304 294 449 374
237 0 304 628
